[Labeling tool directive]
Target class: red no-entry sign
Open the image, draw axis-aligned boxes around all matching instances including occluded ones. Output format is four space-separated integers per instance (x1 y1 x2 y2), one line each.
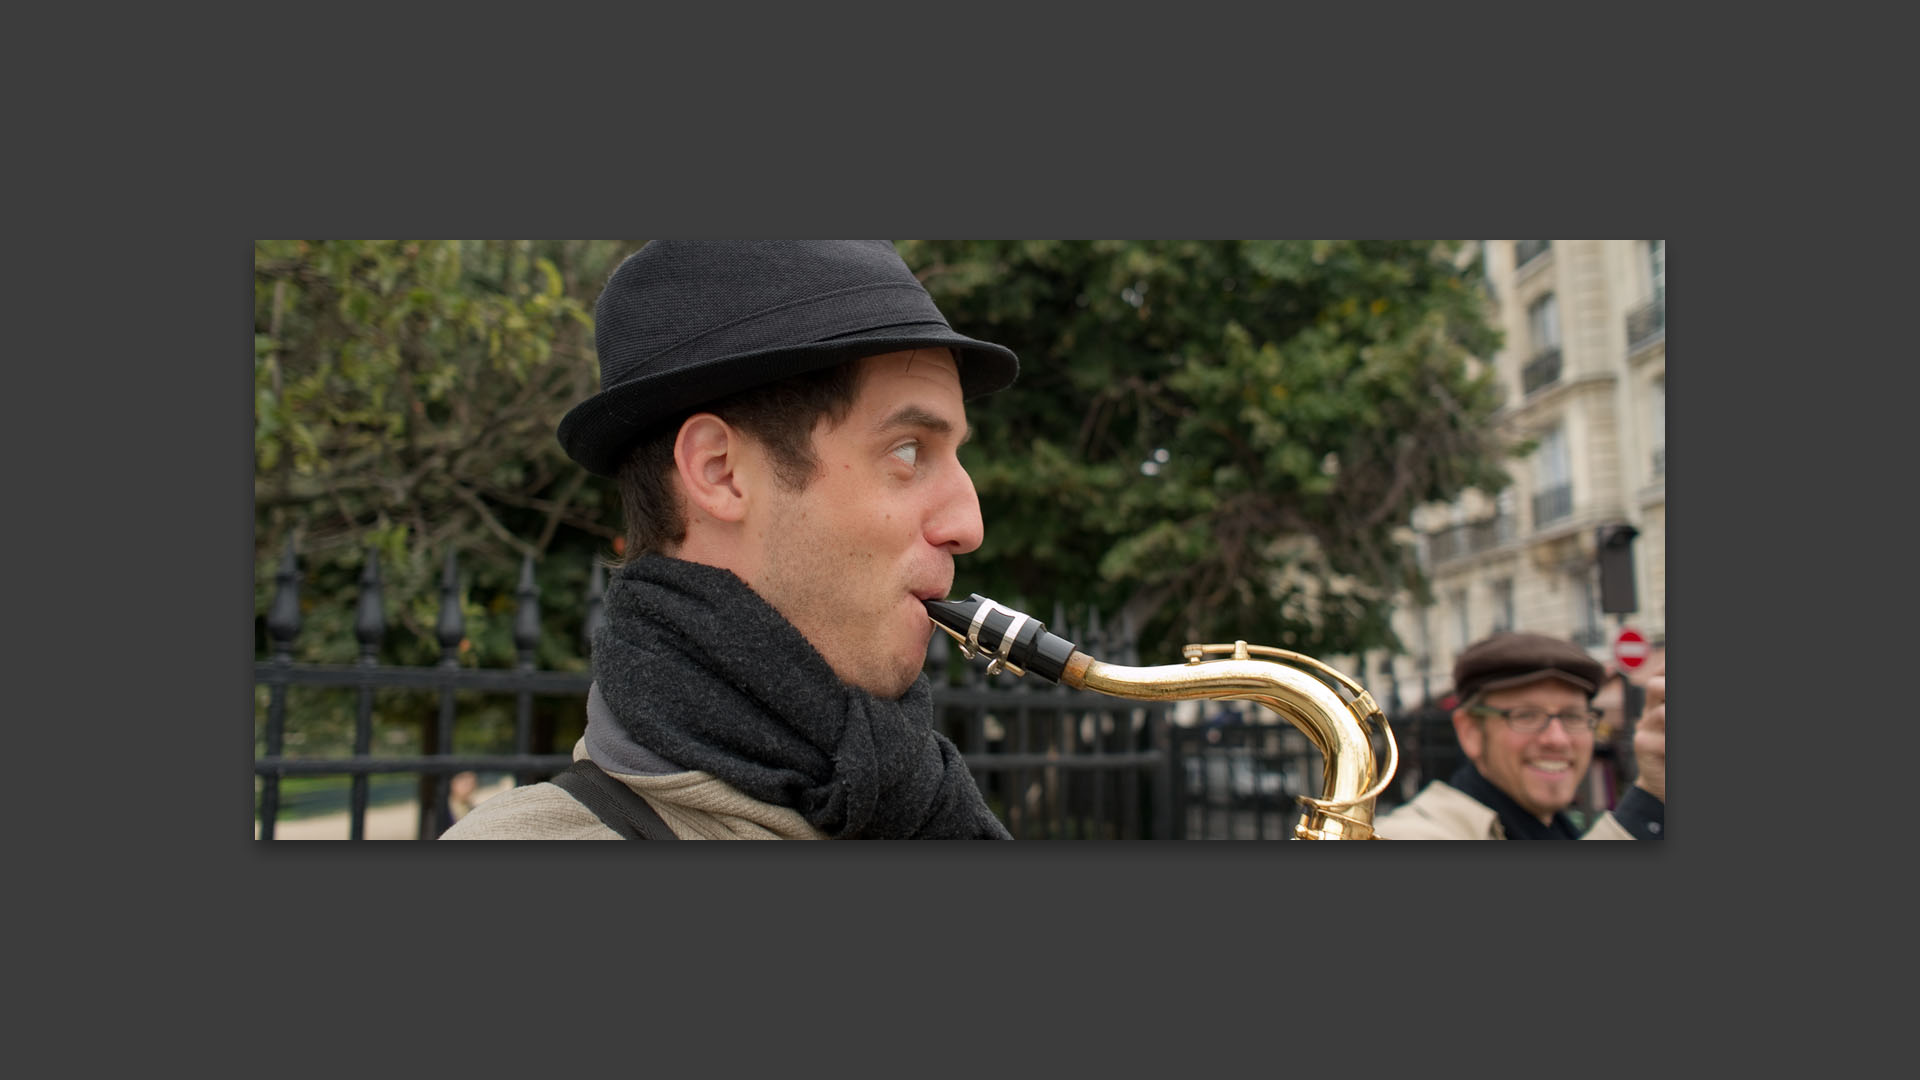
1613 628 1650 670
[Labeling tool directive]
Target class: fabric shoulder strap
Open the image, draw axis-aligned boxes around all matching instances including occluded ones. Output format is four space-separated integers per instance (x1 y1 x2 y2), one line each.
549 759 680 840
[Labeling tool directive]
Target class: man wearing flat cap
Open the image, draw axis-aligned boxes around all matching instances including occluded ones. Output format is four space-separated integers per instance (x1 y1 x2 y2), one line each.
445 241 1018 840
1375 632 1666 840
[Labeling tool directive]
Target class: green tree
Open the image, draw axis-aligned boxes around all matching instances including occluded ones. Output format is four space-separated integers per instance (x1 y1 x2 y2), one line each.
897 240 1516 662
253 240 634 755
255 239 1518 714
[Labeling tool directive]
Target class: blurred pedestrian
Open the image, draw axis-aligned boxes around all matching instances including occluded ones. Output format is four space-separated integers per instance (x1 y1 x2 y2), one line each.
1374 632 1665 840
447 771 480 820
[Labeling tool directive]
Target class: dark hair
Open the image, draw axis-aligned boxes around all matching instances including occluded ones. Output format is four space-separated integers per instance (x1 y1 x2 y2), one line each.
614 360 864 562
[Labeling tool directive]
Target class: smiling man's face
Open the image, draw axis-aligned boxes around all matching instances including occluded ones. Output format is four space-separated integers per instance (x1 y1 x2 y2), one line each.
747 348 982 698
1454 678 1596 823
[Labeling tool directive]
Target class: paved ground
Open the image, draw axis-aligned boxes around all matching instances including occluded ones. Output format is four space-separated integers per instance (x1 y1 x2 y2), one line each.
256 777 516 840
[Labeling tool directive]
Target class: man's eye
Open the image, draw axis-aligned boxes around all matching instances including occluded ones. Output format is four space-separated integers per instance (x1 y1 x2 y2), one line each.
890 442 920 466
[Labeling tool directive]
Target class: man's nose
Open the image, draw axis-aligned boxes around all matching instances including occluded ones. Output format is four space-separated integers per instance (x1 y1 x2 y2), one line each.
927 465 984 555
1537 716 1578 744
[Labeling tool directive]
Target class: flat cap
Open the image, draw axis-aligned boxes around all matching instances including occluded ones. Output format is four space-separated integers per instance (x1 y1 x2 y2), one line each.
1452 632 1605 703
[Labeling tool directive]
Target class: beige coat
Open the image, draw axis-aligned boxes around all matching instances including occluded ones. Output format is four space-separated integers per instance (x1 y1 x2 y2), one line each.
439 738 825 840
1374 780 1634 840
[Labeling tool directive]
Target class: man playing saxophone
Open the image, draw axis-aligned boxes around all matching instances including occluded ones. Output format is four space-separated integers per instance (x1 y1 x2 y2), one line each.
443 241 1019 840
1375 632 1666 840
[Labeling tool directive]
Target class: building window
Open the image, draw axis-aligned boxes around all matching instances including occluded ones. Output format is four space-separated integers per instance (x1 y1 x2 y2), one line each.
1451 588 1471 652
1532 425 1572 527
1651 377 1665 477
1529 293 1561 352
1523 293 1563 393
1573 573 1604 646
1515 239 1551 267
1491 578 1515 634
1627 240 1667 350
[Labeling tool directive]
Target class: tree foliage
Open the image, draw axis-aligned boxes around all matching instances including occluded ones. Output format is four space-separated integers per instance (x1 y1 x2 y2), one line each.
255 239 1519 713
254 241 633 656
897 240 1516 660
254 240 639 753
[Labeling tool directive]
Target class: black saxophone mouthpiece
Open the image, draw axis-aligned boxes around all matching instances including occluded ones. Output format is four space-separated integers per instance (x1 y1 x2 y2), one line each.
923 594 1079 683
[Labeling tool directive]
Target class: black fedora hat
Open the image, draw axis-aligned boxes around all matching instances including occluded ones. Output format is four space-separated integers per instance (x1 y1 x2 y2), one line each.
557 240 1019 477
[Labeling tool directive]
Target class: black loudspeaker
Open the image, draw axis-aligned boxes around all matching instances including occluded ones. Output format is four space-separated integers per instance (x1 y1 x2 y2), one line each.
1596 524 1639 614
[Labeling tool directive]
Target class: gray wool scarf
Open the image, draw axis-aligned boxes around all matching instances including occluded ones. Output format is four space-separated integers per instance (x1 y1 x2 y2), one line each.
591 555 1012 840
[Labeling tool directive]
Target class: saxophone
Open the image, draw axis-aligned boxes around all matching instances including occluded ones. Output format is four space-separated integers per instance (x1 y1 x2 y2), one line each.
925 594 1397 840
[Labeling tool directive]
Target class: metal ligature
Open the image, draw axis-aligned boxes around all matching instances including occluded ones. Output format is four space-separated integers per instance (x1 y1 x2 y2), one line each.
925 594 1397 840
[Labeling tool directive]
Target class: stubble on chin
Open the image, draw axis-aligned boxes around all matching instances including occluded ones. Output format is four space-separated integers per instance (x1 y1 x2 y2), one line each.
838 619 926 700
878 650 927 700
756 569 900 697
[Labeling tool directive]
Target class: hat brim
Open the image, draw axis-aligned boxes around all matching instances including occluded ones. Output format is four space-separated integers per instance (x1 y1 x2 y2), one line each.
557 323 1017 477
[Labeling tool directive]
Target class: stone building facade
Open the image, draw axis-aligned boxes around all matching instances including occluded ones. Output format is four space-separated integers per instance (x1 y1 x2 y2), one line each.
1378 239 1666 706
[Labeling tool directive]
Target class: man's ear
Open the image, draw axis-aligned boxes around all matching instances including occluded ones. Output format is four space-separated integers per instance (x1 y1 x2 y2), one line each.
1452 707 1485 764
674 413 750 524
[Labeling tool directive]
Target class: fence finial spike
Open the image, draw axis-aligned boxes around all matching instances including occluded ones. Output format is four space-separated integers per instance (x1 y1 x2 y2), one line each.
514 552 542 655
355 548 385 654
266 535 302 652
437 549 464 654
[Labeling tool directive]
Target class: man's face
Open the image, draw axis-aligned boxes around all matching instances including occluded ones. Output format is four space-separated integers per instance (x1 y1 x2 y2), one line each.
749 348 982 698
1454 678 1595 823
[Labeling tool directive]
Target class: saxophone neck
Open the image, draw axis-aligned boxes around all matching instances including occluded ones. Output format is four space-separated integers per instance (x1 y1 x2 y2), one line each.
926 593 1398 840
1066 653 1387 836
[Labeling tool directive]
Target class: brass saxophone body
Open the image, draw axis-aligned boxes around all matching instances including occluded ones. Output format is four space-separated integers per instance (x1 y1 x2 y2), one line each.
926 594 1397 840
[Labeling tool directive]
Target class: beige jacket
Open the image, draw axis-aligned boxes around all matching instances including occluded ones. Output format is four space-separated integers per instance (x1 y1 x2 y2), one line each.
439 739 825 840
1374 780 1634 841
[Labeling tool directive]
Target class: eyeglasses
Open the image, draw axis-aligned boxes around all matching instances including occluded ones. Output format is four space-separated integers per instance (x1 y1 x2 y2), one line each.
1467 704 1602 735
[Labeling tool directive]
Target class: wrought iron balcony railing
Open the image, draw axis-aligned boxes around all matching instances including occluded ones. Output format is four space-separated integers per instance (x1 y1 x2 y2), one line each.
1522 346 1563 395
1514 239 1551 267
1532 483 1572 528
1423 515 1517 564
1627 294 1665 351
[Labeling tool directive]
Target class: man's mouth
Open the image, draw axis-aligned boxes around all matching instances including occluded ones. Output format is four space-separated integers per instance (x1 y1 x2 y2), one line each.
1527 761 1573 774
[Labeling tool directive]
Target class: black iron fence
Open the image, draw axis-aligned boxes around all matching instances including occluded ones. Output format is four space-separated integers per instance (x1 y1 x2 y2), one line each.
255 541 594 839
256 544 1461 840
924 615 1171 840
1425 515 1517 564
255 543 1180 839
